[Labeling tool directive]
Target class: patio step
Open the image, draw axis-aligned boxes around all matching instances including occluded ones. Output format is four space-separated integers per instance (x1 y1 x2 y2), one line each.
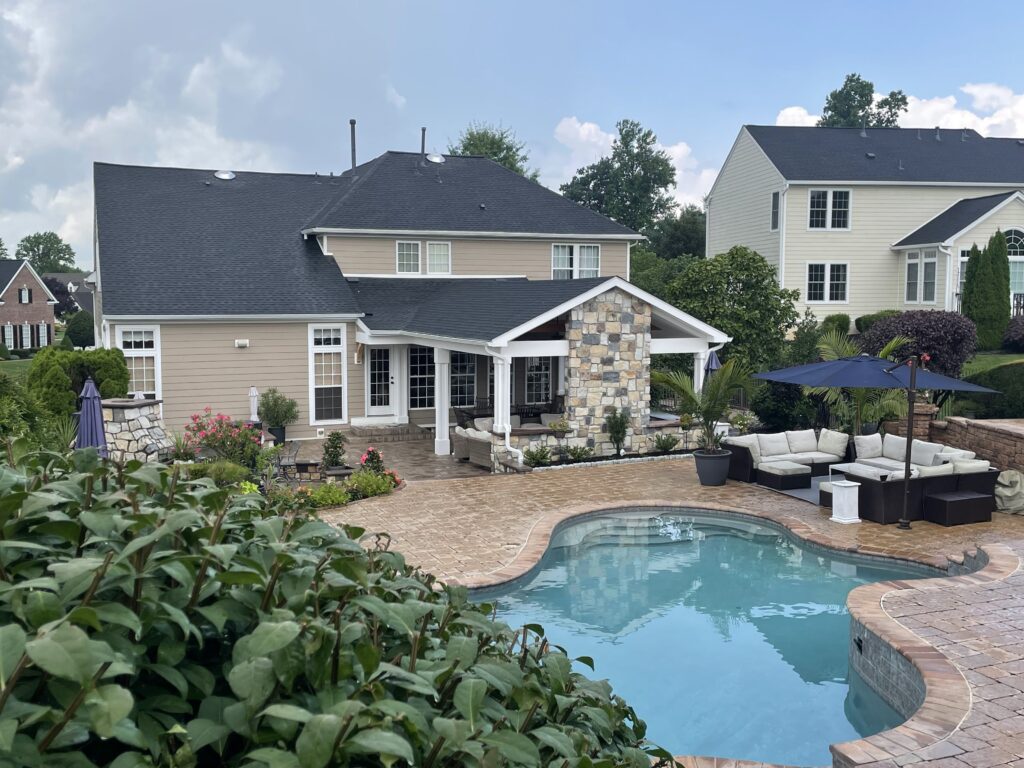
347 424 432 444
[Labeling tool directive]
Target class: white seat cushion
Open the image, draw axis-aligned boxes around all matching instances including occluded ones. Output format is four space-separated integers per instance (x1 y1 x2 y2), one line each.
857 456 906 471
473 417 494 432
917 463 954 477
882 433 907 461
758 460 811 476
785 429 818 454
819 482 833 493
724 434 761 463
760 453 814 465
539 413 561 426
757 432 791 457
797 451 845 463
939 447 976 462
817 428 849 458
465 428 491 441
841 464 891 482
509 415 522 428
455 426 468 437
910 439 943 467
854 433 883 459
953 459 991 474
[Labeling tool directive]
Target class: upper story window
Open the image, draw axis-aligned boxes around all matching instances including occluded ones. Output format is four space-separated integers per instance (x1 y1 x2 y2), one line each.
117 327 160 400
18 287 31 304
905 250 937 304
1007 228 1024 258
552 244 600 280
770 191 780 231
806 262 848 303
808 189 850 230
426 242 451 274
396 241 421 273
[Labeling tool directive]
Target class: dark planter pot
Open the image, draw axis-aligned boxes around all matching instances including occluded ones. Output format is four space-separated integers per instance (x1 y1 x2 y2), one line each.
268 426 286 444
693 449 732 486
861 422 880 435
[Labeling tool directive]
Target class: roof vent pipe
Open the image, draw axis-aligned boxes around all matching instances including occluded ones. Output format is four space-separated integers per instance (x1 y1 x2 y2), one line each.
935 126 941 141
421 127 427 158
859 116 867 138
349 119 357 170
962 129 968 142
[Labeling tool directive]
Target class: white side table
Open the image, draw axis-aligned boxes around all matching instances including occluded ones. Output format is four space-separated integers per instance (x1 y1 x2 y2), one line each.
830 480 861 524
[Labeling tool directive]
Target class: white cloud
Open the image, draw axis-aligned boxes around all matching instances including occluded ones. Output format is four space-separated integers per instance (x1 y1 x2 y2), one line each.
775 106 818 126
543 116 717 208
385 83 406 109
183 41 282 117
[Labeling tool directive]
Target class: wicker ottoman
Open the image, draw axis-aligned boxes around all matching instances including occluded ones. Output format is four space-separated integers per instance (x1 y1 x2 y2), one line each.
819 481 833 508
757 460 812 490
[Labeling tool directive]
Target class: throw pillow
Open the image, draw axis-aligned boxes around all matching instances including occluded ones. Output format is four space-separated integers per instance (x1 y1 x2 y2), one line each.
916 463 954 477
953 459 991 474
882 434 907 461
910 439 943 467
474 417 494 432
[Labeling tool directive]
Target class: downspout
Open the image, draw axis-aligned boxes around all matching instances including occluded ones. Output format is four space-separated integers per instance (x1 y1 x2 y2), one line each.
938 244 954 311
777 183 789 289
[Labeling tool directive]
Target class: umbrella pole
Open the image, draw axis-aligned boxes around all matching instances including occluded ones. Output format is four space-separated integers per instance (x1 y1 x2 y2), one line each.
898 356 919 531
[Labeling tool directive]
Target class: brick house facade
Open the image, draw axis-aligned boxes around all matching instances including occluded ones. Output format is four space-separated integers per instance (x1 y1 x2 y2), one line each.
0 261 57 350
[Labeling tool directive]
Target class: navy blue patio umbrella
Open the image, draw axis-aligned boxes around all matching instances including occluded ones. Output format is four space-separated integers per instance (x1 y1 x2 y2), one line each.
704 349 722 378
75 377 107 458
754 354 996 529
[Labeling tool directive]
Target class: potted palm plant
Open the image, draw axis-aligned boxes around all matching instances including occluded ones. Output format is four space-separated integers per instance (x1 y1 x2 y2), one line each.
258 388 299 444
652 359 753 486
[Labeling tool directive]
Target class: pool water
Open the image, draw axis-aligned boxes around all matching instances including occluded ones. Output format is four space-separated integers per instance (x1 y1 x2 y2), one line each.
477 511 931 766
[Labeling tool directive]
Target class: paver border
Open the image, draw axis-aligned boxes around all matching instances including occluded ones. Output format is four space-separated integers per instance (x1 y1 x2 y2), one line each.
450 498 1020 768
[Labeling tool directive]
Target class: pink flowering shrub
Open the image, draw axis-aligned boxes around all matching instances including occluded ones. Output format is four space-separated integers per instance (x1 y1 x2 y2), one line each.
185 407 261 467
357 446 401 489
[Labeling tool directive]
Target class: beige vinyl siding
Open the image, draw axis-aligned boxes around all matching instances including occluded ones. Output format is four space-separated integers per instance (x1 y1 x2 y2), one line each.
325 236 629 280
706 128 785 266
113 321 363 441
783 185 1014 320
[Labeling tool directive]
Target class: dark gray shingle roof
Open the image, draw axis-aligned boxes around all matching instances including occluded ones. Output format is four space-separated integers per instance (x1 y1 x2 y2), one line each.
351 277 609 341
73 290 94 315
0 261 26 292
94 163 361 316
305 152 638 236
745 126 1024 183
894 192 1020 247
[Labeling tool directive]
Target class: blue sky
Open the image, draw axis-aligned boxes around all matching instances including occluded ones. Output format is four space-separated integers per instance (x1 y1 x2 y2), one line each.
3 0 1024 268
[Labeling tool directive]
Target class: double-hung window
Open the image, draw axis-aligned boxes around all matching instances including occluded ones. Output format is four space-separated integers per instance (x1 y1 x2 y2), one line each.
2 324 13 350
17 287 30 304
396 241 421 274
806 262 848 303
409 346 434 409
450 352 476 407
426 242 451 274
808 190 850 230
117 326 160 400
770 191 780 231
525 357 552 404
552 244 600 279
37 323 48 347
905 250 937 304
309 325 346 423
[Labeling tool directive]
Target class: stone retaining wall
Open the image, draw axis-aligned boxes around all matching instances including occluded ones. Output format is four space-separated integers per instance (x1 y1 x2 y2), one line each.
103 399 174 463
930 417 1024 473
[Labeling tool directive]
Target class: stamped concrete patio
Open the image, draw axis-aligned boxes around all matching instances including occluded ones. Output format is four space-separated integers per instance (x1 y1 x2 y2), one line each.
322 458 1024 768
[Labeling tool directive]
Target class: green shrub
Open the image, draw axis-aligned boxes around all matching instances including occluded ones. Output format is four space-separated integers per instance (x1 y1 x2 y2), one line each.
820 313 850 336
751 381 816 432
0 342 8 360
0 373 51 446
1003 316 1024 352
344 468 395 499
0 448 664 767
308 482 350 508
565 444 594 462
64 309 95 347
523 445 552 467
26 347 130 417
855 309 901 334
964 361 1024 418
257 387 299 428
58 333 74 350
963 236 1011 350
321 430 348 468
185 409 261 468
188 459 252 486
605 408 629 454
861 310 977 377
652 433 679 453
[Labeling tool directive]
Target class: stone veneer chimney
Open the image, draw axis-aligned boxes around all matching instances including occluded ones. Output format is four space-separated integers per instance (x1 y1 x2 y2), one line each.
102 399 174 462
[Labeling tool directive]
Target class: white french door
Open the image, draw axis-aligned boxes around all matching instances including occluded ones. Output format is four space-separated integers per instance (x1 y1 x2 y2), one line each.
366 346 397 417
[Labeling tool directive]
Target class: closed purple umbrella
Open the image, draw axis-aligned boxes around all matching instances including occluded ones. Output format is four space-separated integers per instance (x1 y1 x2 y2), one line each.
75 377 107 457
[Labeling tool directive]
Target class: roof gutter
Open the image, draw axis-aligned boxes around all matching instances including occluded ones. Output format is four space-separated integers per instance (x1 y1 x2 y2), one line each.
302 227 643 241
103 313 365 322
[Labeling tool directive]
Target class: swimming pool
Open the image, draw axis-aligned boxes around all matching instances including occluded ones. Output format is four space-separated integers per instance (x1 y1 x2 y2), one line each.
475 510 933 766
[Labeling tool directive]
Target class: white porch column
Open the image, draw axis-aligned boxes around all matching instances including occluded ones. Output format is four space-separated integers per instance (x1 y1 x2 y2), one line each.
693 349 707 393
433 348 451 455
492 355 512 433
557 355 567 397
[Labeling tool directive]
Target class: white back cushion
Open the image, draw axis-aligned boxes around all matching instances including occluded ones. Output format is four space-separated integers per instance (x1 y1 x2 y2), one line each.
939 447 976 461
882 433 907 460
854 433 883 459
817 428 849 458
455 426 468 437
786 429 818 454
509 415 521 428
757 432 790 457
917 463 954 477
953 459 991 474
910 440 943 467
474 417 494 432
726 434 761 463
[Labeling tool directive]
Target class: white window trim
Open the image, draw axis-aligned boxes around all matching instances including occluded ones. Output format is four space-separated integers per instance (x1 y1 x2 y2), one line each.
395 241 421 274
449 351 477 408
904 250 938 305
116 325 162 400
425 241 452 275
2 324 13 350
805 261 850 304
307 323 348 426
525 356 552 404
18 287 29 304
37 322 48 347
806 189 852 231
550 243 602 279
770 191 780 232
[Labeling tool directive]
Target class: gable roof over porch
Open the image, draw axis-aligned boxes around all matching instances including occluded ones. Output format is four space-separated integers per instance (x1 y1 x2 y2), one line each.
893 190 1024 248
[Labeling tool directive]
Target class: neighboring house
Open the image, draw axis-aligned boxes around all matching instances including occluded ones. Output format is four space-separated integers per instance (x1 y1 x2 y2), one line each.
0 260 58 351
42 271 96 315
93 152 729 458
706 126 1024 323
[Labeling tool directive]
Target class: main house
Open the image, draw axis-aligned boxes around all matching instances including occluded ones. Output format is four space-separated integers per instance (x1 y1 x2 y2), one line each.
93 150 728 462
0 260 58 351
707 126 1024 324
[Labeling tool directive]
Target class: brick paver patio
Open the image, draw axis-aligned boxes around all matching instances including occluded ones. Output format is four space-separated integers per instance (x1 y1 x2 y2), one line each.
321 458 1024 768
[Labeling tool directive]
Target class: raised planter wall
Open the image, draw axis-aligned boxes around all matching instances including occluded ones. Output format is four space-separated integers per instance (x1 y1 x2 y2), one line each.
930 417 1024 473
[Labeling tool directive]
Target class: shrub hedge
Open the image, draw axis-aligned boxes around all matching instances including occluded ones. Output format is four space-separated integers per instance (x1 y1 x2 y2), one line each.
861 310 977 377
820 313 850 336
26 347 130 417
855 309 901 334
0 447 666 767
964 361 1024 418
1003 316 1024 352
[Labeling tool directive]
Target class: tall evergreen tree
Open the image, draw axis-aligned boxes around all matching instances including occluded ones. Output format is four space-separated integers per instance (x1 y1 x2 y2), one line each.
960 243 982 314
964 238 1010 350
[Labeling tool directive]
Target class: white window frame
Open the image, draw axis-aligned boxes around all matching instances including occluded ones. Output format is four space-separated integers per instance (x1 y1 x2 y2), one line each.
807 189 852 231
307 324 348 426
425 241 452 275
116 325 162 400
408 345 435 409
805 262 849 304
525 356 552 404
2 324 13 350
18 287 29 304
37 322 48 347
20 322 30 349
770 191 780 232
905 250 937 305
450 351 476 408
395 241 421 274
551 244 601 279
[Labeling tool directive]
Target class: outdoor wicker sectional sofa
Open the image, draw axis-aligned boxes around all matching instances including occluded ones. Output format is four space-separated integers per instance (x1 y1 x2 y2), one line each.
724 429 852 482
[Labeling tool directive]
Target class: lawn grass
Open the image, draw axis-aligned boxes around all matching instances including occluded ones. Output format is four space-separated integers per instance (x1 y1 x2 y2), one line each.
963 352 1024 377
0 358 32 381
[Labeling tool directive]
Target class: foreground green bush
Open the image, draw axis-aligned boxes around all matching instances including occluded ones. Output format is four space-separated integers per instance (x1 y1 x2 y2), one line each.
0 446 664 767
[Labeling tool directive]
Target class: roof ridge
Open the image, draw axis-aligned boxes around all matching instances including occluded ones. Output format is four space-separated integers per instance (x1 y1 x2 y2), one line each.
302 154 390 230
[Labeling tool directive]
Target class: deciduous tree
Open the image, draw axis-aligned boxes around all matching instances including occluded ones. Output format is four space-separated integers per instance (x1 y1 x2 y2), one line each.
0 237 8 259
648 204 705 259
817 73 908 128
448 122 538 179
15 231 77 273
42 277 77 318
